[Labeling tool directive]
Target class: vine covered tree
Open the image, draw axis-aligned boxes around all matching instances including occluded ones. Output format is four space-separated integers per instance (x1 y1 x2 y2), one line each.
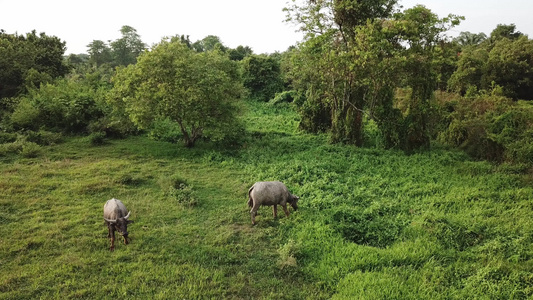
108 39 243 147
285 1 461 149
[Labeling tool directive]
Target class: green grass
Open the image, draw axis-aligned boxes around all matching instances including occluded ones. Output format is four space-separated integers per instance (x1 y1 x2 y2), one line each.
1 101 532 299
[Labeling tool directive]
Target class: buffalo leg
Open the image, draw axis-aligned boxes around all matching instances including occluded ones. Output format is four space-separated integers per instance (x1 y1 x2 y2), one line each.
250 206 259 225
282 205 290 218
107 224 115 251
273 205 278 218
110 230 115 251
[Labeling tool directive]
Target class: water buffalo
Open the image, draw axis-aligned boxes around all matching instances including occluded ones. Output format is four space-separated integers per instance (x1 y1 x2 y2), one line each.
248 181 299 225
103 198 133 251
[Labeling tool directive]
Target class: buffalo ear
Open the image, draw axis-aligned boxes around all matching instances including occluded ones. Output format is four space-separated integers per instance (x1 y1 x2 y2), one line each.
127 220 134 224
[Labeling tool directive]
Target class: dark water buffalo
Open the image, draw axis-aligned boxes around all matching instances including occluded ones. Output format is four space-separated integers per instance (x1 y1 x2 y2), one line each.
103 198 133 251
248 181 299 225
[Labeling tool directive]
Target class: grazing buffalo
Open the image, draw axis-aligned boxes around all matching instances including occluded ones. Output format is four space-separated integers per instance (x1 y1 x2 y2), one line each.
248 181 299 225
103 198 133 251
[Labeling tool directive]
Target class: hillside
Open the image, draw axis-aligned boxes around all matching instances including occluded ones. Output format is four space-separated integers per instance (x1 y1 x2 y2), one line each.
1 101 532 299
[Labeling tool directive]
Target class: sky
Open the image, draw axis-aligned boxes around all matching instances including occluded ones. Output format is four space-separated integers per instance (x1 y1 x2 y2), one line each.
1 0 532 55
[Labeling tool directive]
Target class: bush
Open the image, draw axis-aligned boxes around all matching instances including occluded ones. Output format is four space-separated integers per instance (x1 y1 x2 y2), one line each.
270 90 296 105
330 204 409 248
88 116 138 139
0 132 17 144
19 141 42 158
88 132 107 146
10 79 104 133
159 175 198 207
437 94 515 162
24 130 62 145
148 118 182 143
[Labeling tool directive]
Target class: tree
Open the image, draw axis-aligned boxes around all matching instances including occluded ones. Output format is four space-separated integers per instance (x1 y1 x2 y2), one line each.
285 1 461 149
241 54 284 102
397 5 463 150
449 24 533 100
87 40 113 67
285 0 400 146
484 36 533 100
454 31 487 48
110 25 146 66
108 39 243 147
192 35 227 53
490 24 522 41
228 45 253 61
0 30 69 99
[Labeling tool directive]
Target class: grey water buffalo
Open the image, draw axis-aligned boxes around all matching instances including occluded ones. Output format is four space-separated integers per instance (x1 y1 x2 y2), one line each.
103 198 133 251
248 181 300 225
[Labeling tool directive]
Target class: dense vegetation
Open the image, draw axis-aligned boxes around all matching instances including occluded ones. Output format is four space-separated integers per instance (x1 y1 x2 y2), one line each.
1 101 532 299
1 0 533 298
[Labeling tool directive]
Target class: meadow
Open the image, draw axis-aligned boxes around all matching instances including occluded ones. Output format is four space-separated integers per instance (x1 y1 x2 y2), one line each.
1 101 532 299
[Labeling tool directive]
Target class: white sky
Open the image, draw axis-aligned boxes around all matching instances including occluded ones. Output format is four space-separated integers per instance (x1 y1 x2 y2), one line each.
1 0 532 55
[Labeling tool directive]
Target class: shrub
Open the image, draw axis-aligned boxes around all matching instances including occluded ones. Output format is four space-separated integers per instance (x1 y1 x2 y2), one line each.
24 130 62 145
10 79 103 133
88 116 138 139
0 132 17 144
19 142 41 158
330 204 409 248
437 94 514 161
9 98 41 131
148 118 182 143
88 132 107 146
270 90 296 105
159 175 197 207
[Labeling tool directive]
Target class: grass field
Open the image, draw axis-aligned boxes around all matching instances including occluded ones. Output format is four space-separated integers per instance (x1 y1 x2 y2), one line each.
1 101 532 299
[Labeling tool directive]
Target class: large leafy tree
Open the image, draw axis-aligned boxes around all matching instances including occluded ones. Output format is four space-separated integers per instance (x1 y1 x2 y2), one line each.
449 24 533 100
0 30 69 99
108 39 243 147
110 25 146 66
87 40 113 67
484 36 533 100
241 54 283 102
192 35 227 53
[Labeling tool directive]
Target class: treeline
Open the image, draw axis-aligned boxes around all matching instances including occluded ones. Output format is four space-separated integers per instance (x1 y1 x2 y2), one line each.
1 0 533 166
283 1 533 165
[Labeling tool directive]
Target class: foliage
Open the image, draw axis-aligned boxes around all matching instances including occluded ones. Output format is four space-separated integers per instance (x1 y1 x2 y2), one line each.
285 1 462 150
192 35 227 53
241 54 284 102
490 23 523 41
1 101 533 299
0 30 69 99
87 131 107 146
448 45 489 95
484 36 533 100
449 24 533 100
228 45 253 61
108 39 244 147
109 25 147 66
86 40 113 67
24 130 63 145
9 78 104 133
159 174 198 207
436 91 533 163
454 31 487 48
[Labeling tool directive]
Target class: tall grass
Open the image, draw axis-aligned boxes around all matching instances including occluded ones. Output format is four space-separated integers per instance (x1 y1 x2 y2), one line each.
1 101 532 299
